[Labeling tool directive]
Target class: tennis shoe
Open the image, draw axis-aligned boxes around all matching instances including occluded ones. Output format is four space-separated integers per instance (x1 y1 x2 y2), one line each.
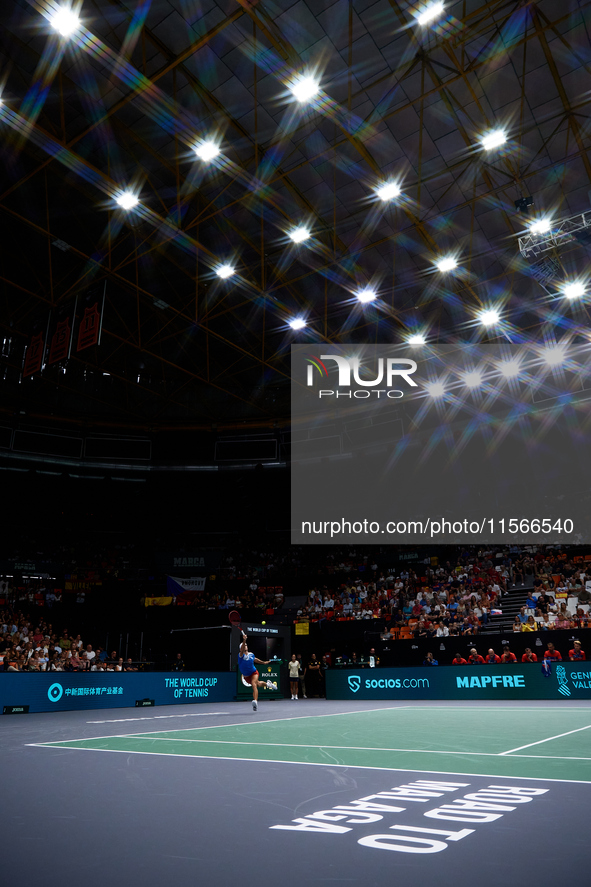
252 700 258 711
266 680 277 690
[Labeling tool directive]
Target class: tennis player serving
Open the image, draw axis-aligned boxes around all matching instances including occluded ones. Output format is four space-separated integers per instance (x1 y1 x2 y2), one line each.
238 631 277 711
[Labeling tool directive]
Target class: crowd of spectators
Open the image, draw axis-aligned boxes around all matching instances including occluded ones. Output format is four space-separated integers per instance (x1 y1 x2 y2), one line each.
292 548 591 637
294 555 508 637
0 606 138 672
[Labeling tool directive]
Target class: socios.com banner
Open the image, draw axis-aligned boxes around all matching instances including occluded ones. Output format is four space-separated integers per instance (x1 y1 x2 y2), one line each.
326 663 591 701
0 671 236 713
291 343 591 544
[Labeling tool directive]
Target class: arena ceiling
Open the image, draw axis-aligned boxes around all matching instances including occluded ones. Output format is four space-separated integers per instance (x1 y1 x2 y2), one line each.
1 0 591 431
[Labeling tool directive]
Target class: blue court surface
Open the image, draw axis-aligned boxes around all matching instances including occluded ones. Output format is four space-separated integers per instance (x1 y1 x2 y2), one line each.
3 699 590 886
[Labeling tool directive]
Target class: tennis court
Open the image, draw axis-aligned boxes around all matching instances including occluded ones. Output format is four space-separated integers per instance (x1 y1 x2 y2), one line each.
2 698 588 886
29 702 591 780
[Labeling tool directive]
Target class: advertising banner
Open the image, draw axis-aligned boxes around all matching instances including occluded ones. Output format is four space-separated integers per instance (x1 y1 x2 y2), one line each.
0 671 235 713
326 662 591 702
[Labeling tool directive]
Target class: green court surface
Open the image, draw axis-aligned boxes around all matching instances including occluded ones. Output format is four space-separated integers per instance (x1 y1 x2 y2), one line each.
33 706 591 782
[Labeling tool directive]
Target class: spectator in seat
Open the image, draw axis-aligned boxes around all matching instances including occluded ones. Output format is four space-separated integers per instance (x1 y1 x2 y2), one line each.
485 648 500 664
452 652 468 665
423 652 438 666
124 658 138 672
171 653 185 672
522 647 538 663
522 615 537 632
500 647 517 663
569 640 586 661
468 648 484 664
544 643 562 661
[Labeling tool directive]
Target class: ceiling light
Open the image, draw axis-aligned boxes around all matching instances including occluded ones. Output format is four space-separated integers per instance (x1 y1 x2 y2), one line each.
356 289 377 303
289 227 311 243
115 191 139 210
563 281 585 299
436 256 457 272
542 345 565 367
498 360 520 378
407 334 426 345
416 2 445 26
215 264 235 279
290 76 319 103
479 309 500 326
289 318 307 330
426 381 445 398
463 371 482 389
49 5 80 37
194 141 220 162
530 218 550 235
481 130 507 151
376 182 401 201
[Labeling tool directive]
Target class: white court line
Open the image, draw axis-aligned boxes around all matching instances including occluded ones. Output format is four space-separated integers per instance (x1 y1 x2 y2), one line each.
36 736 507 757
31 735 591 761
24 743 591 784
500 724 591 755
28 704 591 746
33 705 412 745
86 712 230 724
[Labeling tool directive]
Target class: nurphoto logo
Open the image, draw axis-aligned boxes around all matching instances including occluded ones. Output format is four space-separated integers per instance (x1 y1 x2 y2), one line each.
306 354 418 399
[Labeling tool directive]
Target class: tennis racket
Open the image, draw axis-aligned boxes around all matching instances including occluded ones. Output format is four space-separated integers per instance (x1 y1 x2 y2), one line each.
229 610 245 638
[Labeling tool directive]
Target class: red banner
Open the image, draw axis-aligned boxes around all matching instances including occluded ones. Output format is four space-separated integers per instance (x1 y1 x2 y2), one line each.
22 328 45 377
47 317 72 365
76 286 105 353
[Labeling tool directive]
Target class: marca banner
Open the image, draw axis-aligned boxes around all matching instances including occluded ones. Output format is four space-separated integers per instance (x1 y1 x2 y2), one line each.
155 552 219 573
0 671 235 713
291 343 591 544
326 663 591 701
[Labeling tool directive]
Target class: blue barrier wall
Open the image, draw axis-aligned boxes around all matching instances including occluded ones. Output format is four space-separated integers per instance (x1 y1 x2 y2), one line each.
326 662 591 701
0 671 236 713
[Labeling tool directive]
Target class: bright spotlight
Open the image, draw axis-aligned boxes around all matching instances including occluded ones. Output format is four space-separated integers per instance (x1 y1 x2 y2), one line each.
530 218 550 235
463 371 483 389
289 318 307 330
542 345 565 367
115 191 139 210
436 256 457 272
356 289 377 303
49 5 80 37
479 309 500 326
194 141 220 162
563 281 586 299
481 130 506 151
290 76 319 103
416 2 445 26
407 334 426 345
376 182 401 202
498 360 520 378
215 264 235 279
426 381 445 398
289 227 311 244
